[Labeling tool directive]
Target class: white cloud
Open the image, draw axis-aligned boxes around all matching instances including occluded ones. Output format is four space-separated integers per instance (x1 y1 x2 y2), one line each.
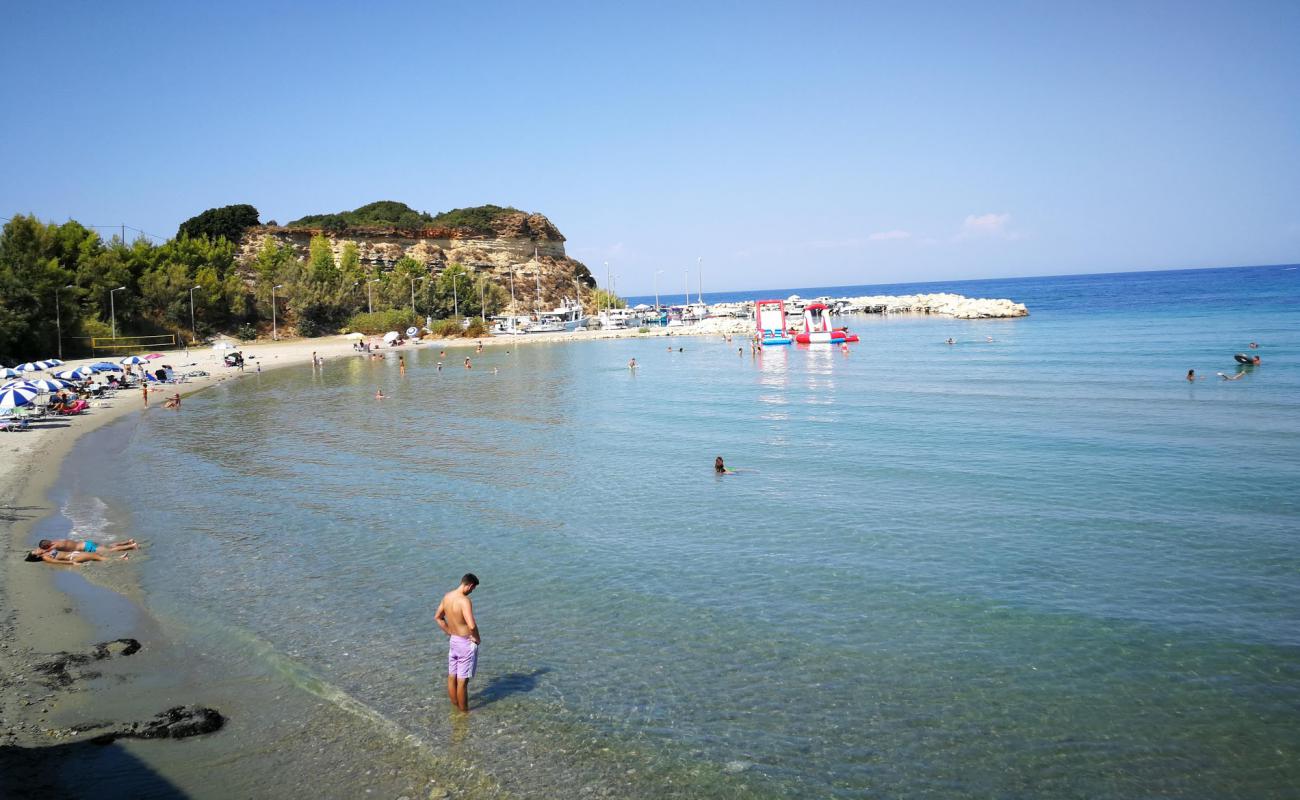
868 230 912 241
958 213 1021 240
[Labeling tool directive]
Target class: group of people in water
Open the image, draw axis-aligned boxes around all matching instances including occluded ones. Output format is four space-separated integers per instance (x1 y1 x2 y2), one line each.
1188 343 1263 382
26 536 140 565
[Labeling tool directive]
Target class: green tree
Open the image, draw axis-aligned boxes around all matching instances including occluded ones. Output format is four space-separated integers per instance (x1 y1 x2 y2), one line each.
431 263 477 318
177 204 260 242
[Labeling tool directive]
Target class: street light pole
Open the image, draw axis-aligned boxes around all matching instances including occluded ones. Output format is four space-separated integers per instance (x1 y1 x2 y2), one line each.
654 270 662 317
368 279 379 315
110 286 126 340
188 285 202 352
272 284 283 340
55 284 73 360
697 256 703 304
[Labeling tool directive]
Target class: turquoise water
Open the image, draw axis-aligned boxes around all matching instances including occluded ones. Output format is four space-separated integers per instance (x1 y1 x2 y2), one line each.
58 266 1299 797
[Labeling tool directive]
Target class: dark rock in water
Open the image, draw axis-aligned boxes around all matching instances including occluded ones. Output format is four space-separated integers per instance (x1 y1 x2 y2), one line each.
34 638 141 687
90 705 225 745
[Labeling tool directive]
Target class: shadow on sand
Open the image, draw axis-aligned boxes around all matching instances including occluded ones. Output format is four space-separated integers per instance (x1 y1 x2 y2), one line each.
476 667 551 707
0 740 187 800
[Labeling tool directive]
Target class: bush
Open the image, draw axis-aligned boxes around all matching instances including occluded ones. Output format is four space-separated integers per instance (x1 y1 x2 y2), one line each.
296 317 329 338
236 323 258 341
345 309 418 335
430 318 463 338
637 326 650 333
463 318 487 338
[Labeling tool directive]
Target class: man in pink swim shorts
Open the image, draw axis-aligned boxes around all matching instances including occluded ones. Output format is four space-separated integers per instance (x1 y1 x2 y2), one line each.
435 573 481 712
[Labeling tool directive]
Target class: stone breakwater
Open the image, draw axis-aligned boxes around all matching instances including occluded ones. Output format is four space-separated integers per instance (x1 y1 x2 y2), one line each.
844 293 1028 318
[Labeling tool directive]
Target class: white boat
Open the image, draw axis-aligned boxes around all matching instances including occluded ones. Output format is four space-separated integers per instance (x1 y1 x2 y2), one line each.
527 316 566 333
542 298 587 331
490 315 533 335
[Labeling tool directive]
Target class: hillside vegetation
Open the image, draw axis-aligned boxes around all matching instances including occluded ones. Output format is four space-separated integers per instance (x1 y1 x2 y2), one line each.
286 201 522 234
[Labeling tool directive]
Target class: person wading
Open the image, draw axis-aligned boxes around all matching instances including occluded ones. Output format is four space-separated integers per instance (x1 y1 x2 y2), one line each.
435 573 481 712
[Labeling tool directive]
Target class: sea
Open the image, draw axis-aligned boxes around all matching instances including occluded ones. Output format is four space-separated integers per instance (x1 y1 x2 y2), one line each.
42 264 1300 798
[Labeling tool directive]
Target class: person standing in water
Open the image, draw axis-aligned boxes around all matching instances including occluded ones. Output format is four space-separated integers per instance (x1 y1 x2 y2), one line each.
399 354 406 376
435 573 481 713
715 456 734 474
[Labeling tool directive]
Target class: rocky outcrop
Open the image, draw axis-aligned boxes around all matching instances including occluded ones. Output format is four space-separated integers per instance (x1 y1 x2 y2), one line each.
235 210 593 313
845 293 1028 318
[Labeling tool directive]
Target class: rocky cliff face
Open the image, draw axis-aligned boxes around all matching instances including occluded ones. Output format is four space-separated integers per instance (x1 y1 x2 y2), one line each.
235 210 594 313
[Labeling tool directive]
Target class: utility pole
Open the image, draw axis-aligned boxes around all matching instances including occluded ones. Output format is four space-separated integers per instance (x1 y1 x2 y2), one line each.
188 285 202 354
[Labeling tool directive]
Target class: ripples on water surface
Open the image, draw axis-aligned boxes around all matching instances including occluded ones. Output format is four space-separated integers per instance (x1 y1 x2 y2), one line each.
70 266 1299 798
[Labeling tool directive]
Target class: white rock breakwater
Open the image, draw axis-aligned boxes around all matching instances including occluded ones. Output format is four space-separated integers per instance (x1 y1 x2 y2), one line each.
843 292 1028 318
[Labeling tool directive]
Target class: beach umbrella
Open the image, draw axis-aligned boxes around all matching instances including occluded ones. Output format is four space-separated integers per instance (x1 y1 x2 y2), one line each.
14 362 46 373
45 358 65 366
0 367 20 379
12 378 73 393
0 384 39 410
55 367 95 380
344 332 365 340
383 331 400 342
120 355 150 365
90 362 121 372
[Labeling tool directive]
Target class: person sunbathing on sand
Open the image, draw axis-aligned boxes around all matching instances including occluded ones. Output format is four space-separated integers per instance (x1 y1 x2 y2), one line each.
37 537 138 554
27 549 128 565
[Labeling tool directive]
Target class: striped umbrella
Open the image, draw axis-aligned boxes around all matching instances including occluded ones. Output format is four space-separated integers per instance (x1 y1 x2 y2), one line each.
14 362 46 372
55 367 96 380
8 378 73 393
120 355 150 365
90 362 121 372
0 384 39 410
45 358 65 366
0 367 20 379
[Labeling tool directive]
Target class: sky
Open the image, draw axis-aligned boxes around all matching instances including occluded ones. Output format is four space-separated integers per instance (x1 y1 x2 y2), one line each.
2 0 1297 294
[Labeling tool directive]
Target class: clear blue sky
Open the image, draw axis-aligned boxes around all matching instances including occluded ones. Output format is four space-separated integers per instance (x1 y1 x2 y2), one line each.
2 1 1297 293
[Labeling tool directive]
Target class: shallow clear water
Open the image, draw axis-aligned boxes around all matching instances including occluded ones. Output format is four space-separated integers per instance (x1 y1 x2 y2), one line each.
61 265 1300 797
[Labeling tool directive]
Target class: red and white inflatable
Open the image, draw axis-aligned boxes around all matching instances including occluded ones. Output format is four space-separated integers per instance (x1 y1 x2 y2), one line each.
794 303 859 344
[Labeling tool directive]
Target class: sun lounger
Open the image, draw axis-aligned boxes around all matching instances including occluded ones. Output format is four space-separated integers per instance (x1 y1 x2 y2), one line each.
0 413 30 432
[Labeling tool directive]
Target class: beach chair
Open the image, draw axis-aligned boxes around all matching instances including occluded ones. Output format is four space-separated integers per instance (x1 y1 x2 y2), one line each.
0 413 30 432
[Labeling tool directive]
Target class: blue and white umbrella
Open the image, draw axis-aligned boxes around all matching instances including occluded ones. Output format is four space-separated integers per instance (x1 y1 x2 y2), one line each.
0 383 39 410
0 367 20 379
45 358 65 366
7 378 73 393
91 362 121 372
14 362 46 373
120 355 150 365
55 367 95 380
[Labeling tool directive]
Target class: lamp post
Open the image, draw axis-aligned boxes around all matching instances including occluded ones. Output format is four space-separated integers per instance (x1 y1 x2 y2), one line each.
409 276 426 316
271 284 283 340
683 270 689 307
367 278 379 315
188 285 202 352
697 256 703 304
55 284 73 360
604 261 610 313
654 270 663 318
110 286 126 340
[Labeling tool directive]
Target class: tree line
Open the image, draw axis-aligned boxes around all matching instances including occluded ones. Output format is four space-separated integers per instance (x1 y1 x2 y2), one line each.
0 212 513 364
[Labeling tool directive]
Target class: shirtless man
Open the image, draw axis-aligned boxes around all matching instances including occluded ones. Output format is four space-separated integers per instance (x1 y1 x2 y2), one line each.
435 573 481 712
37 537 137 554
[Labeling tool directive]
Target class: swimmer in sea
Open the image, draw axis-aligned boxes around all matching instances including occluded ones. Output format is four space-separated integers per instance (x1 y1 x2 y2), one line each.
1249 342 1258 349
1187 369 1197 382
714 456 734 475
1217 372 1247 381
465 357 472 369
376 388 385 399
628 358 637 370
945 338 955 345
